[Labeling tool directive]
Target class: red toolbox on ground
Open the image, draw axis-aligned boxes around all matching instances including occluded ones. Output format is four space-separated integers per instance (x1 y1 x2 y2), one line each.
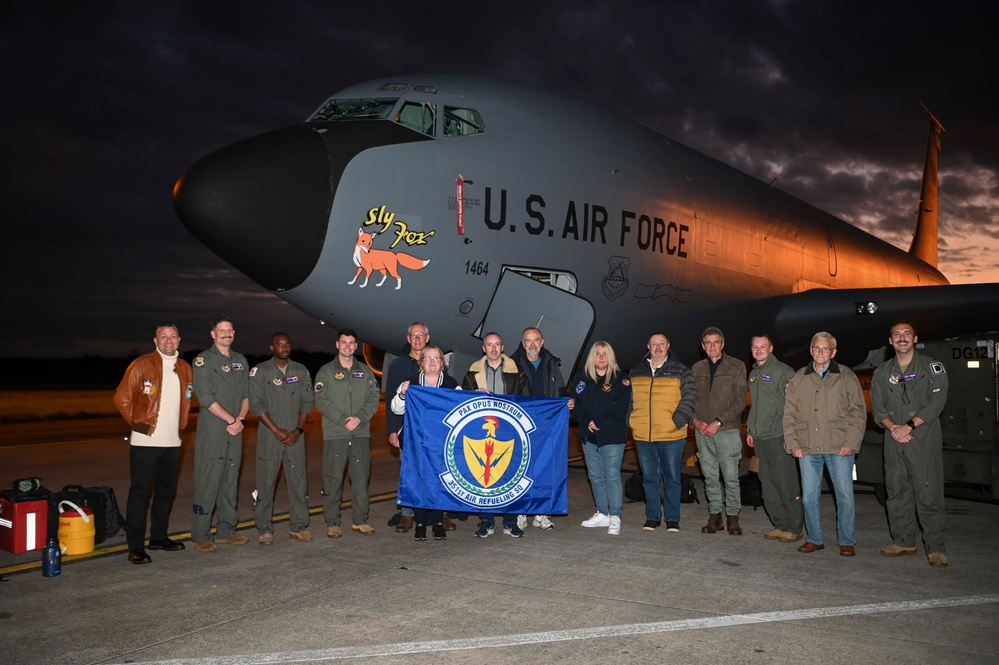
0 489 50 554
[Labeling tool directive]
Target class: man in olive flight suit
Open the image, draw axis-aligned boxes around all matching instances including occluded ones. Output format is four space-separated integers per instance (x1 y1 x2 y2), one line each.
871 321 950 568
746 334 803 543
250 333 315 545
191 316 250 552
314 328 381 538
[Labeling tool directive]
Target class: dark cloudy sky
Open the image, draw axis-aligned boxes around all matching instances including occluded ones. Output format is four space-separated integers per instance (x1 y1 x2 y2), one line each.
2 1 996 358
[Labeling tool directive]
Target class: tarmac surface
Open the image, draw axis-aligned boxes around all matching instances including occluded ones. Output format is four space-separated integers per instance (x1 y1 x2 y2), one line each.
1 401 998 665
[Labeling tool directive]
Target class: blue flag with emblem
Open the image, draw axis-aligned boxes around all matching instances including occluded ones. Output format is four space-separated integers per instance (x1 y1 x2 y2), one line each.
398 386 569 514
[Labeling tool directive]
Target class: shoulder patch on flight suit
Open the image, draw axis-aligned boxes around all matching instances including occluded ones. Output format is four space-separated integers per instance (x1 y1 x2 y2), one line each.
194 356 205 367
314 381 325 393
249 367 258 377
930 362 946 375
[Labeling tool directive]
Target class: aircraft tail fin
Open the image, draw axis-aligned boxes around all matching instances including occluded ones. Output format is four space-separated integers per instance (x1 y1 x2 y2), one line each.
909 103 946 267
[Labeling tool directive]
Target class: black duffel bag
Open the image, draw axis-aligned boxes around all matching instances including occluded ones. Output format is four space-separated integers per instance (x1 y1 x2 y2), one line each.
48 485 125 544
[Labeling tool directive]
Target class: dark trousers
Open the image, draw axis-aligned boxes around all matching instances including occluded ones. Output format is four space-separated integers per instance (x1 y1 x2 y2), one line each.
479 513 517 529
413 508 444 525
126 445 181 550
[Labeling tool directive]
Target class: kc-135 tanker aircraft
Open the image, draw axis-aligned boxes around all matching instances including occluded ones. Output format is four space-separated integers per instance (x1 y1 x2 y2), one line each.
174 75 997 377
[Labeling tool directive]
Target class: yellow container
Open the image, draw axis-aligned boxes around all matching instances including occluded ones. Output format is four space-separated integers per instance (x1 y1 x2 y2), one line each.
57 500 95 555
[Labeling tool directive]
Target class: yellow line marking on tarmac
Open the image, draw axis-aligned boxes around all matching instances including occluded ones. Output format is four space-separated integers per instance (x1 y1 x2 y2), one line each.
1 454 585 576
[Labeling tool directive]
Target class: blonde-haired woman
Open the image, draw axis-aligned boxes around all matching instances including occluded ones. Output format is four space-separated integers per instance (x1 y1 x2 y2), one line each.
391 346 460 541
571 342 630 535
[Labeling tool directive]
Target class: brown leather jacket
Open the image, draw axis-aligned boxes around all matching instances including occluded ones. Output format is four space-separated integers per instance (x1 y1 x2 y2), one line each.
113 351 193 436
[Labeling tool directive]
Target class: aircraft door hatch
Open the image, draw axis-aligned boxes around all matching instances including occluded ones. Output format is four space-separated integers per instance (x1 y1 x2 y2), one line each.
477 269 594 388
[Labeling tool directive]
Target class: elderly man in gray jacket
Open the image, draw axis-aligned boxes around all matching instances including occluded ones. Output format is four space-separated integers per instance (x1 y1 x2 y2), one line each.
784 332 866 557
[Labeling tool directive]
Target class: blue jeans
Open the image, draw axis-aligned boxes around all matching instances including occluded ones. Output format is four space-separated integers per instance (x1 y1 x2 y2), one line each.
635 439 685 522
582 442 626 517
799 453 856 546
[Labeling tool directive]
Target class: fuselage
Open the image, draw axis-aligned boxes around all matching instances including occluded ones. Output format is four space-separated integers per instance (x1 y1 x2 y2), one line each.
175 75 950 373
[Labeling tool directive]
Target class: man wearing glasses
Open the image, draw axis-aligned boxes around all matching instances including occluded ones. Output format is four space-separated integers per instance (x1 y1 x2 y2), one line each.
870 321 950 567
690 327 748 536
385 321 431 533
783 332 866 557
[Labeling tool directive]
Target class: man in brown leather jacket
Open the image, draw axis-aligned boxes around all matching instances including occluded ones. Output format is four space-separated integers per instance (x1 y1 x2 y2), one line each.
113 323 193 565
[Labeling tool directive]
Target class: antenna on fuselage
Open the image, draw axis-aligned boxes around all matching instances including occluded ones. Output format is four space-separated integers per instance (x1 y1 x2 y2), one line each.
909 102 946 268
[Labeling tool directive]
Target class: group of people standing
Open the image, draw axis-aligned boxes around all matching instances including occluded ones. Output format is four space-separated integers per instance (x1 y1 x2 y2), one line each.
387 323 565 540
572 322 950 568
114 318 380 563
113 316 949 569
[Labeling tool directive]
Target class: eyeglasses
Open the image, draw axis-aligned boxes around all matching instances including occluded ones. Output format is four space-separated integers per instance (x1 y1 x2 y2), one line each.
409 332 428 339
423 356 442 363
811 346 834 354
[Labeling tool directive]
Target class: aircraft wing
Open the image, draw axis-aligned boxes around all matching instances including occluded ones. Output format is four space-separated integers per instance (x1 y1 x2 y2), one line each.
770 282 999 366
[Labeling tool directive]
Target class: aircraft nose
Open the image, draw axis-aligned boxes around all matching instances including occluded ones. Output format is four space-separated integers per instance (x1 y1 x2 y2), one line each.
174 125 332 291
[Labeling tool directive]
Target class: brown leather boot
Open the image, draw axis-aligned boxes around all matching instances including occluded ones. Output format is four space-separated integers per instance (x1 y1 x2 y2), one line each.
727 514 743 536
701 513 724 533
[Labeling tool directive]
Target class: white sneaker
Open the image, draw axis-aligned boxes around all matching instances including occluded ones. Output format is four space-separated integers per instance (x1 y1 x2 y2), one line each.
533 515 554 530
516 514 528 530
581 512 611 528
608 516 621 535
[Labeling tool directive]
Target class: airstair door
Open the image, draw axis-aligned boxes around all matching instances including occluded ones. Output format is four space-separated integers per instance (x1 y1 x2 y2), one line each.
478 269 595 385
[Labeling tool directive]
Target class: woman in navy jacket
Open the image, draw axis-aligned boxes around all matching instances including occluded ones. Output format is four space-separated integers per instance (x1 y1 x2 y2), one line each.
571 341 630 535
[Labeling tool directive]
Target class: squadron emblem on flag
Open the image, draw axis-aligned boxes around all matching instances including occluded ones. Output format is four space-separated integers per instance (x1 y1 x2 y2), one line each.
439 396 536 508
464 416 514 489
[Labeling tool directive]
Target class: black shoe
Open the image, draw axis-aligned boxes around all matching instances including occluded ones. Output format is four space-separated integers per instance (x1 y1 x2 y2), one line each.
147 537 185 551
643 520 660 531
388 512 402 527
666 521 680 532
433 524 447 540
128 549 152 565
414 525 427 541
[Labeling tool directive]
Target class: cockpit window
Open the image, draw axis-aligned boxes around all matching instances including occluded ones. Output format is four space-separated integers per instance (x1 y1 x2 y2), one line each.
395 101 436 137
444 107 484 137
308 98 398 122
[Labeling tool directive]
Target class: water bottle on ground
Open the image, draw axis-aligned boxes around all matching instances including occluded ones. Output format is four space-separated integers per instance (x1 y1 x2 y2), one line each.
42 537 61 577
